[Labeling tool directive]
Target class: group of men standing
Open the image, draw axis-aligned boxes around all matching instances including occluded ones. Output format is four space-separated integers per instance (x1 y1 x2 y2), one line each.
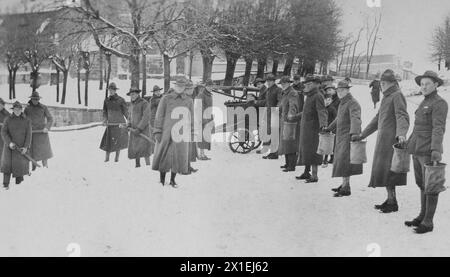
0 91 53 190
100 78 214 188
253 69 448 234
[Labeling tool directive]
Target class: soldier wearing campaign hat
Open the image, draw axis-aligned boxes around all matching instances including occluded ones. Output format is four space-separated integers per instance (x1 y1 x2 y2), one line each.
1 101 32 189
127 87 152 168
405 71 447 234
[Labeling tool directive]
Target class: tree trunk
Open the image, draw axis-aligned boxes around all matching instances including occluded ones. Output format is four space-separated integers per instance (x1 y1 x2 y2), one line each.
77 59 82 105
141 53 147 97
223 51 240 88
130 55 140 90
85 70 89 107
242 57 253 87
30 70 39 92
257 56 266 78
271 59 279 75
297 58 303 75
8 69 12 100
163 54 171 92
283 55 294 76
105 54 112 98
61 70 68 105
322 61 328 75
99 48 104 90
201 51 215 82
12 69 17 99
303 58 316 75
56 68 60 103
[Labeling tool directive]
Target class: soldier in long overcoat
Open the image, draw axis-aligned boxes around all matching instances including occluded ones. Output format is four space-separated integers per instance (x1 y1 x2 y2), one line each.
253 78 267 155
148 85 164 155
323 85 340 166
327 80 363 197
355 69 410 213
296 75 328 183
278 76 301 172
127 88 151 168
100 83 129 162
1 101 32 189
24 91 53 170
152 79 194 188
404 71 448 234
195 79 214 160
262 74 282 160
0 98 11 160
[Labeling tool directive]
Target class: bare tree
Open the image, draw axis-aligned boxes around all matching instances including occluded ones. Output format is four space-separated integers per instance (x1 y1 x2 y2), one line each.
349 27 363 78
365 12 382 79
431 15 450 71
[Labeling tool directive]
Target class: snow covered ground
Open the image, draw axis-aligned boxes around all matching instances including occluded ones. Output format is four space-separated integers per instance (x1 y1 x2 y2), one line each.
1 82 450 257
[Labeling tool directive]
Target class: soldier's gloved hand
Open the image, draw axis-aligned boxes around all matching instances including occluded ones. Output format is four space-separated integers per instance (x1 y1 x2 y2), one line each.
351 134 362 142
320 126 328 133
20 148 27 155
102 121 107 126
43 127 49 133
154 133 162 143
431 151 442 163
9 142 16 149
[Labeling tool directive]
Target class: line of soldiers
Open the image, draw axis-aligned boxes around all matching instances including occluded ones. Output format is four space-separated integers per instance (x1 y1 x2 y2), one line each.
254 69 447 234
0 91 54 190
100 78 214 188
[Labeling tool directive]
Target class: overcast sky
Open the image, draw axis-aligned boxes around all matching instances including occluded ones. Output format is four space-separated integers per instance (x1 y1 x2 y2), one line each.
1 0 450 73
335 0 450 73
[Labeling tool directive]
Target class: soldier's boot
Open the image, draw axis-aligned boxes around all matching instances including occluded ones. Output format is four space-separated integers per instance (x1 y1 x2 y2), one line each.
170 172 178 188
405 190 426 227
42 160 48 168
135 158 141 168
3 173 10 190
15 176 24 185
160 172 166 186
32 164 37 171
144 156 150 166
114 151 120 162
105 152 110 162
415 194 439 234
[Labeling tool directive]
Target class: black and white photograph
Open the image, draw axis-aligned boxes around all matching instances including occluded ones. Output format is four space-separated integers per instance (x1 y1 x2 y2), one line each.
0 0 450 260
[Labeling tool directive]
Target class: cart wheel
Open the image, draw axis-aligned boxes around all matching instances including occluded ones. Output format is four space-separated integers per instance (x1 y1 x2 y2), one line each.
228 129 255 154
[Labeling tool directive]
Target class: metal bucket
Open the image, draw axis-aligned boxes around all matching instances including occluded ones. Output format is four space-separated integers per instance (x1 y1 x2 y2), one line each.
390 143 410 173
317 133 335 155
424 162 447 193
350 141 367 164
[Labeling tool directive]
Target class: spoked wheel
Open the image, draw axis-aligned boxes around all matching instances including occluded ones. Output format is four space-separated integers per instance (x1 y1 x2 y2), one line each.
228 129 255 154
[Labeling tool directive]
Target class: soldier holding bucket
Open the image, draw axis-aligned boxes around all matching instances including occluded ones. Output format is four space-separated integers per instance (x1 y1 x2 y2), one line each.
405 71 448 234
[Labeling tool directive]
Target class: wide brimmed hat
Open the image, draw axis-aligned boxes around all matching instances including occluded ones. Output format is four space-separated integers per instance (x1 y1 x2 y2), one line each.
380 69 397 83
0 98 5 105
126 88 141 96
11 101 22 109
108 82 119 90
29 91 42 99
175 78 190 87
325 85 337 90
322 75 334 82
337 80 351 89
253 77 266 86
266 74 276 81
185 80 194 89
278 76 293 84
204 79 214 86
303 74 321 84
151 85 163 92
415 70 444 87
